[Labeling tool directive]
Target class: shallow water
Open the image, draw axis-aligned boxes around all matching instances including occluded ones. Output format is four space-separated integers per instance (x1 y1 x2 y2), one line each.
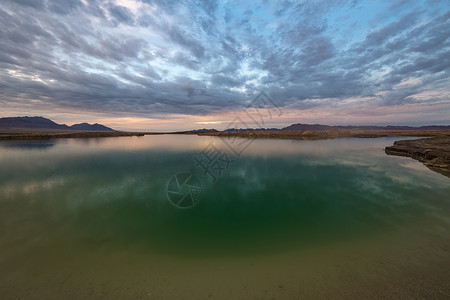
0 135 449 298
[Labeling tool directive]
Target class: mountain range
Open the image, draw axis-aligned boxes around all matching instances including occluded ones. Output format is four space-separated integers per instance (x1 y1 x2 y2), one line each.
192 123 450 132
0 117 114 132
2 117 449 133
281 123 450 131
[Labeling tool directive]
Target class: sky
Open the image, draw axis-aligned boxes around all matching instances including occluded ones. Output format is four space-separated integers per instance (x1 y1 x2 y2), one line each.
0 0 449 131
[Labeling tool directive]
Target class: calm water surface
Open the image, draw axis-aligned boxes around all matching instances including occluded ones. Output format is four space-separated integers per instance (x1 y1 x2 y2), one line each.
0 135 449 298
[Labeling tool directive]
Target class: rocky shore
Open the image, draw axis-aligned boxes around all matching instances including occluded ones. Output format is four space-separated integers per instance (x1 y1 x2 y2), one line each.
385 136 450 178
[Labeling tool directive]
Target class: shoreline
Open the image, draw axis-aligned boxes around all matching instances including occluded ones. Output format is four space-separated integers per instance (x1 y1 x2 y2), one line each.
193 129 450 139
2 129 449 141
0 131 161 140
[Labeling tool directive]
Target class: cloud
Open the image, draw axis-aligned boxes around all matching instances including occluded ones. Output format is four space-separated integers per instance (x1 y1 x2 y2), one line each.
108 4 135 25
0 0 449 128
9 0 45 10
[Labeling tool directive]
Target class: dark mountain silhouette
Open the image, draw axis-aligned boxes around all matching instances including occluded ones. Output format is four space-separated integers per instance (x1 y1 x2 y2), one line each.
223 127 280 132
0 116 70 130
281 123 450 131
189 128 219 132
70 122 114 131
191 123 450 132
0 116 114 132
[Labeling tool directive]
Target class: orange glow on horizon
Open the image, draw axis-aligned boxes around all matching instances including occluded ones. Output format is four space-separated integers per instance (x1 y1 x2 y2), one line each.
2 100 449 132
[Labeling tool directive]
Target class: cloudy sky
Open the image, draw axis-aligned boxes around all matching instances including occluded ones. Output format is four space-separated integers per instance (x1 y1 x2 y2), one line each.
0 0 449 131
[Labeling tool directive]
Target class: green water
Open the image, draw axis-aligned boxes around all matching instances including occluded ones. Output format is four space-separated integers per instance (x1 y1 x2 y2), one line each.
1 135 449 298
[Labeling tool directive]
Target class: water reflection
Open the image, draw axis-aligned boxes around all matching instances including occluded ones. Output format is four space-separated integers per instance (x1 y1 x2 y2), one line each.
1 134 450 299
0 139 57 150
1 134 419 155
0 135 449 257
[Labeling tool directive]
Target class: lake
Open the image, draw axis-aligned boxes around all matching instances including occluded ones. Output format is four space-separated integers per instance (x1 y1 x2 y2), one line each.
1 135 449 299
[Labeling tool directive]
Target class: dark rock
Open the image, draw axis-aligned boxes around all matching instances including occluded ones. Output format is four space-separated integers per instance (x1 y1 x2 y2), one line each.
385 137 450 178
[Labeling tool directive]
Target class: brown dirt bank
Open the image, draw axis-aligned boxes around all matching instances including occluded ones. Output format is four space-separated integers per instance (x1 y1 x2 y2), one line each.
385 136 450 178
0 131 155 140
194 129 450 140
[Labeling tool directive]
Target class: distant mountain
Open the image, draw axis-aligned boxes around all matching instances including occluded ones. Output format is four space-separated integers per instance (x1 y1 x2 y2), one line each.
189 128 219 132
190 123 450 132
281 123 450 131
70 122 114 131
223 128 280 132
188 127 280 133
0 116 115 132
0 116 70 130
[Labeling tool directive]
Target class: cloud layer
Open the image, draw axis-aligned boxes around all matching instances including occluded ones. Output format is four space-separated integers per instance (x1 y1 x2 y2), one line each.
0 0 449 128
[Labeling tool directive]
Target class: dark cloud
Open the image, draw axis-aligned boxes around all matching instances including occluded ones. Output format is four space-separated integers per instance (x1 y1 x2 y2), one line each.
299 36 335 66
0 0 449 121
48 0 83 15
210 74 243 87
363 10 422 48
108 4 135 25
166 25 206 59
8 0 45 10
